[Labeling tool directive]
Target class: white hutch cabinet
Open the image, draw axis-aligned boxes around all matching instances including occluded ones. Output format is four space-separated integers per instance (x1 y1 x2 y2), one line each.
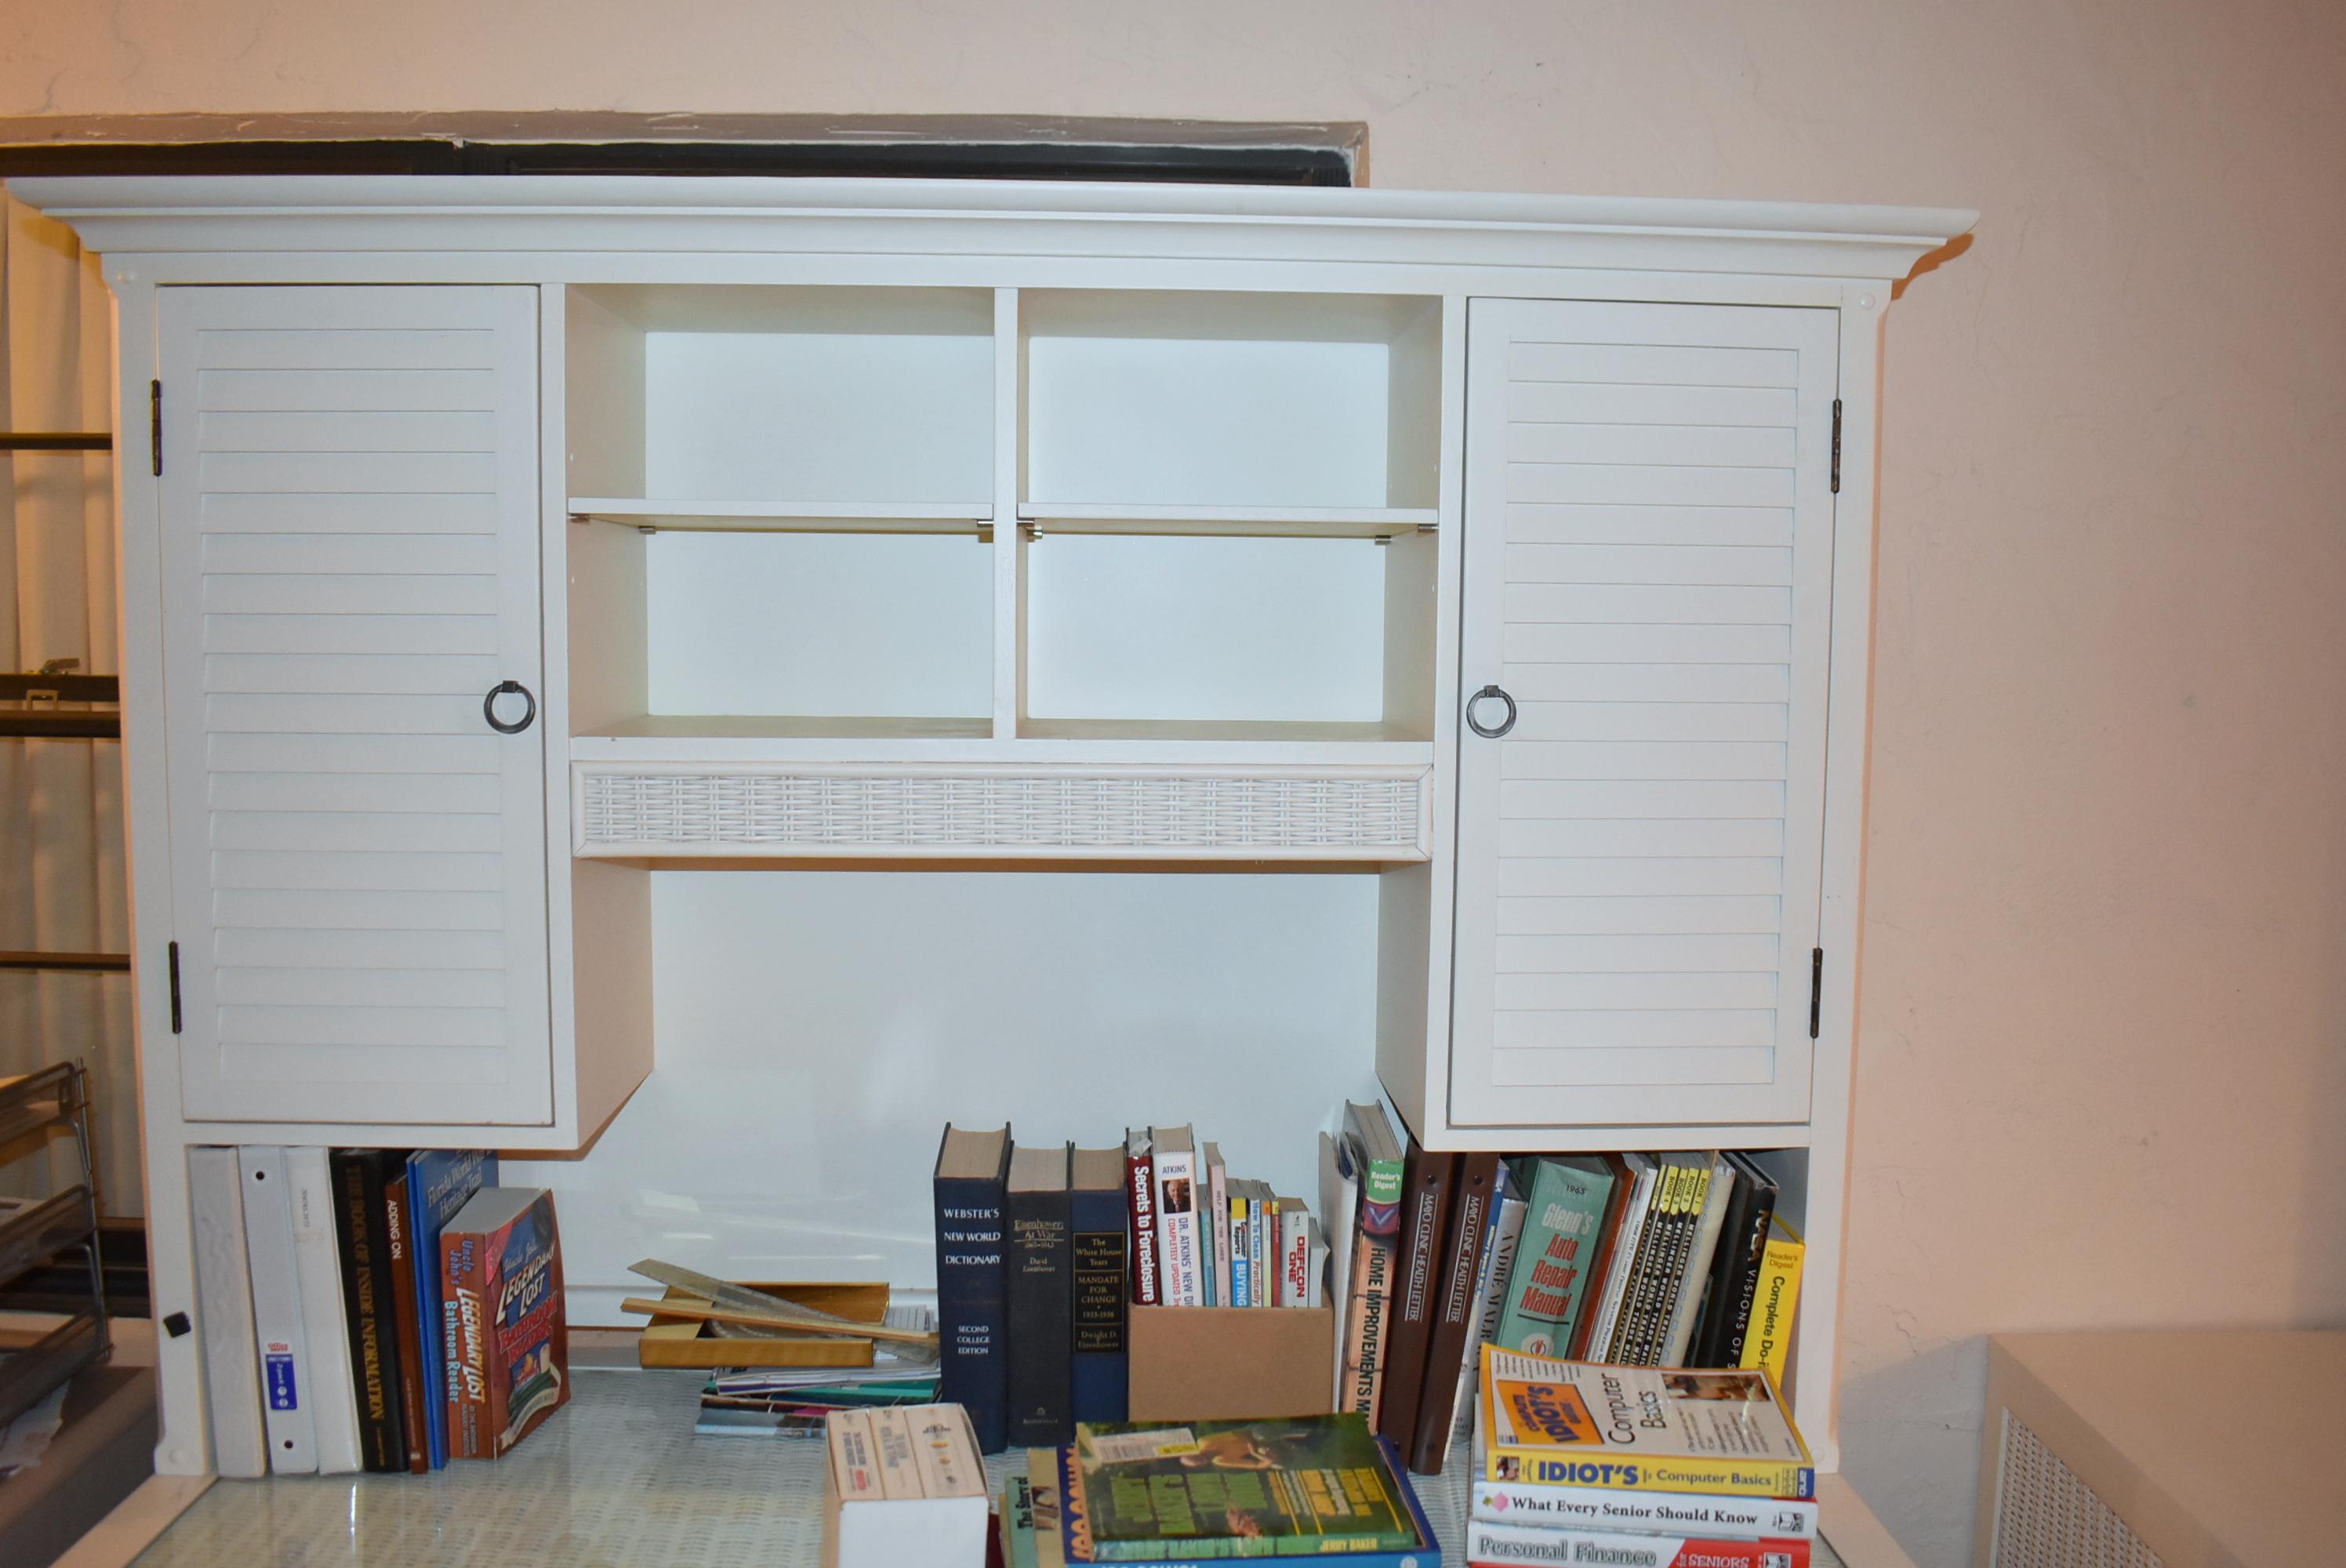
10 176 1970 1478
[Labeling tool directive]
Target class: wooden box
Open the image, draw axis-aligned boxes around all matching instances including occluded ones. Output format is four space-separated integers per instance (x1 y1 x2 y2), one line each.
1126 1305 1338 1422
635 1282 891 1370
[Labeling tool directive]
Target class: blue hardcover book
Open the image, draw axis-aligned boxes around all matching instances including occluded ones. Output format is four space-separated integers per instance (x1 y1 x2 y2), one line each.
1069 1145 1131 1425
405 1149 495 1469
935 1123 1014 1453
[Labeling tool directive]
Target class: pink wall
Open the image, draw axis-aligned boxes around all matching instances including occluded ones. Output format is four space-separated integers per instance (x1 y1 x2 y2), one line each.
8 2 2344 1560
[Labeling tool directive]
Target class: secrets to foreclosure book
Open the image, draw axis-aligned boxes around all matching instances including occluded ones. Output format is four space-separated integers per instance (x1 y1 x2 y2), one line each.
1476 1347 1814 1499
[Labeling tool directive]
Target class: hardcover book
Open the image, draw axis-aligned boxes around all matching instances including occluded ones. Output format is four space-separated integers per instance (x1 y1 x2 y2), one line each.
1007 1142 1075 1446
1407 1149 1500 1473
406 1148 496 1468
1495 1156 1615 1359
329 1148 407 1472
1059 1414 1425 1562
1070 1145 1131 1425
1375 1135 1454 1459
1662 1153 1736 1367
1444 1170 1527 1466
1339 1102 1405 1421
1698 1154 1778 1370
1577 1153 1657 1363
935 1123 1014 1454
1124 1129 1160 1309
1476 1346 1814 1499
376 1151 430 1472
441 1185 568 1460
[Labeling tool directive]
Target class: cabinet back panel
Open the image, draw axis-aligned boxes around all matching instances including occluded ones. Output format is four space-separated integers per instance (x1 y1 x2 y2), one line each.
1026 335 1391 509
641 329 993 504
1024 535 1387 723
504 869 1382 1318
645 532 993 717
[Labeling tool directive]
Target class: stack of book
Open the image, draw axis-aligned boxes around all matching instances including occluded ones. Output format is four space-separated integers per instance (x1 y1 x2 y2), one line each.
694 1364 941 1438
1338 1131 1808 1475
933 1125 1324 1454
1465 1347 1818 1568
187 1145 568 1476
999 1412 1440 1567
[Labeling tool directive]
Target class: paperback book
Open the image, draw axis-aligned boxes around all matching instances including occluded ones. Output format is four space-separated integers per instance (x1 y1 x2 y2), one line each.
1465 1519 1810 1568
1057 1414 1431 1563
441 1186 568 1460
1476 1348 1814 1499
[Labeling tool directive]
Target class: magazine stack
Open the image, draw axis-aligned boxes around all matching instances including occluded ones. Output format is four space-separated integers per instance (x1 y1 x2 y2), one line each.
1466 1347 1819 1568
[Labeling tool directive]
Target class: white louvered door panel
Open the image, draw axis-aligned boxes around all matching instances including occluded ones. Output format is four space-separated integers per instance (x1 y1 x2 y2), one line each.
158 286 551 1125
1451 299 1837 1126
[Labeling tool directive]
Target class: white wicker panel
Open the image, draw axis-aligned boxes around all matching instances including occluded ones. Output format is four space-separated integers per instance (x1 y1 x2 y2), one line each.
575 765 1430 859
1994 1411 2164 1568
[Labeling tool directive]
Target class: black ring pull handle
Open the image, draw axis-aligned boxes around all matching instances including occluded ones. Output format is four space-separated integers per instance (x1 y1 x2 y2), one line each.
1465 684 1517 739
483 680 536 735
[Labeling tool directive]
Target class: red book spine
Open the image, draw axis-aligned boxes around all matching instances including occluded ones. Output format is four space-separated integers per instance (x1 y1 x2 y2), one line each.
1126 1149 1160 1306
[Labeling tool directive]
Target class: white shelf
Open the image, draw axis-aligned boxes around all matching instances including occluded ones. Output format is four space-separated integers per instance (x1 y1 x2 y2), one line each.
1016 503 1436 538
571 498 993 533
572 719 1434 767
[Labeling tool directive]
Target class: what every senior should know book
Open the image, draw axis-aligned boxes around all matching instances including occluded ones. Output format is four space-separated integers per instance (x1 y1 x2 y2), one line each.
1476 1347 1814 1500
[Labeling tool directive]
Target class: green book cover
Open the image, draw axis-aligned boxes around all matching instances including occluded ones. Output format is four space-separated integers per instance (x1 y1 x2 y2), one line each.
1494 1155 1615 1357
1001 1475 1039 1568
1342 1101 1406 1210
1061 1414 1422 1560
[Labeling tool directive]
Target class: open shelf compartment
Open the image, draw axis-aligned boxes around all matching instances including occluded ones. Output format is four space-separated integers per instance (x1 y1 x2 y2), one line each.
1020 289 1442 520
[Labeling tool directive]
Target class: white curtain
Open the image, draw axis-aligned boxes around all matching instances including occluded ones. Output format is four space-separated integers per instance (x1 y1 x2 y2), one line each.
0 192 140 1218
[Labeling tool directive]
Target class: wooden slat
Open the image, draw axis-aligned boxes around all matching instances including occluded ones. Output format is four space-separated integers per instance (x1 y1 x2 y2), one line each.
207 733 498 775
1498 818 1785 858
207 771 503 815
1505 341 1798 388
1504 622 1792 665
198 492 499 534
209 888 504 932
198 410 498 453
204 693 488 735
1507 461 1797 509
204 573 499 616
216 967 510 1008
1505 583 1792 626
1499 779 1786 819
195 367 497 412
202 612 501 656
209 850 504 894
203 652 501 697
1490 1047 1777 1087
217 1004 508 1048
1491 1008 1778 1050
1504 503 1794 548
194 327 498 371
1494 857 1783 898
1498 741 1786 782
209 811 503 854
1503 662 1790 704
1503 381 1797 427
1494 971 1778 1011
1494 932 1782 974
202 532 499 576
1502 543 1792 588
1495 894 1783 935
1506 422 1795 468
212 927 507 971
198 450 498 494
1509 701 1788 745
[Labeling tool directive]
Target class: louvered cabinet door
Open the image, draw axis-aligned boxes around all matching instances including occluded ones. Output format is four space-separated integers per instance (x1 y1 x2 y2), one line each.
1451 299 1838 1126
158 285 551 1125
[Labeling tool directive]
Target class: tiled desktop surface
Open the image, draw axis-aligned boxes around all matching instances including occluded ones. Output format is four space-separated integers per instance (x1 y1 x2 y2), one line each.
132 1370 1847 1568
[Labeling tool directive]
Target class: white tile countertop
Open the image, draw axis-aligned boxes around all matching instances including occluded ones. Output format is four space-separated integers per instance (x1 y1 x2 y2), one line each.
122 1370 1864 1568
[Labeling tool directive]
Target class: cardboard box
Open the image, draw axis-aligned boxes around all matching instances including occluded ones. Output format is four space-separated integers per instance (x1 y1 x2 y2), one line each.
635 1282 888 1370
1127 1305 1337 1422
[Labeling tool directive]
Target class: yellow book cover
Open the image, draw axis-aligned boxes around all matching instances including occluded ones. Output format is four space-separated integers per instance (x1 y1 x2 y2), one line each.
1476 1345 1814 1499
1737 1218 1806 1384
